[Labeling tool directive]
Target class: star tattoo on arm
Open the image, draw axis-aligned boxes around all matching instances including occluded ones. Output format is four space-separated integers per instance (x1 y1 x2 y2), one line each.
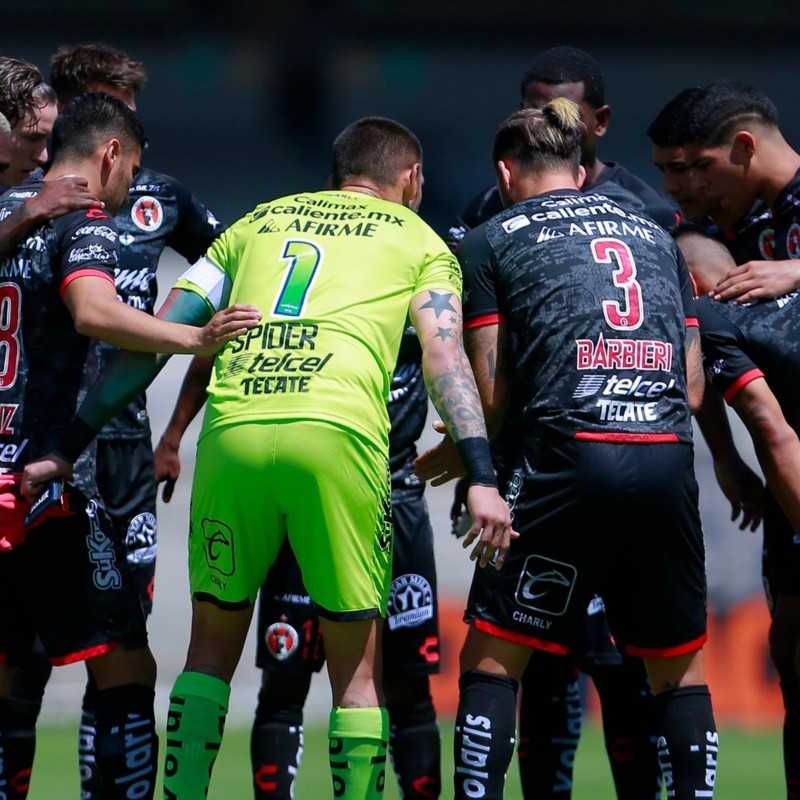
419 290 456 319
435 327 452 341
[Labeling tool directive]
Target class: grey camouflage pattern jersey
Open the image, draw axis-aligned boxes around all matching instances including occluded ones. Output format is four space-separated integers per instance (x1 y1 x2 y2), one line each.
0 181 119 495
459 189 697 445
96 166 222 440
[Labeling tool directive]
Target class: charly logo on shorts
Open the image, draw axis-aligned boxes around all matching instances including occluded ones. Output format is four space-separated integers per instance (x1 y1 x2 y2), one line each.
201 519 235 576
125 512 157 565
130 196 163 232
265 618 299 660
515 555 576 616
387 573 433 631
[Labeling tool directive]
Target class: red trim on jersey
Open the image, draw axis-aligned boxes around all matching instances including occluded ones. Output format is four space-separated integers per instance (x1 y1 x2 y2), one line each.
624 632 707 659
51 641 116 666
685 317 699 328
573 431 680 444
59 269 116 298
723 369 764 404
465 313 506 330
474 619 569 655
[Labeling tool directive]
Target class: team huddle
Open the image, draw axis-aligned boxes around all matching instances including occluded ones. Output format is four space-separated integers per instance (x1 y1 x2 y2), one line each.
0 41 796 800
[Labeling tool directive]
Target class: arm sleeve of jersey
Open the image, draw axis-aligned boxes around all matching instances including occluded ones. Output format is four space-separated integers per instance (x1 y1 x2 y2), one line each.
696 300 764 403
412 227 463 299
166 175 225 262
173 227 232 313
458 227 504 330
54 210 119 294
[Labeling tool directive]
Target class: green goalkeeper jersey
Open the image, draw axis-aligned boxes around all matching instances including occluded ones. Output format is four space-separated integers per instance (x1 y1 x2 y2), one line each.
175 189 461 451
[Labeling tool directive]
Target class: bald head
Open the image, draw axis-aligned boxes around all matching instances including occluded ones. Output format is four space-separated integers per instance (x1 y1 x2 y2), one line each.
673 226 736 296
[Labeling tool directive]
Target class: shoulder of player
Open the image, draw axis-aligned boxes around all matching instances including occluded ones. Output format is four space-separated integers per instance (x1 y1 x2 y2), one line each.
54 207 119 235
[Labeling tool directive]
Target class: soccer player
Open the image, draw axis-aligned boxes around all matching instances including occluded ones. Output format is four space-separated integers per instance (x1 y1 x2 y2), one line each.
424 98 715 800
668 80 800 796
21 115 514 800
0 93 258 800
154 328 443 800
0 56 101 258
0 43 227 799
646 89 767 534
679 80 800 302
49 42 225 797
675 226 800 800
444 46 670 800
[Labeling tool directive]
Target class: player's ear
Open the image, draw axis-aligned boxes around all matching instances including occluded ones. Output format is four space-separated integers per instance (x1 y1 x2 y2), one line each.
732 131 756 163
576 164 587 189
594 104 611 138
102 138 121 170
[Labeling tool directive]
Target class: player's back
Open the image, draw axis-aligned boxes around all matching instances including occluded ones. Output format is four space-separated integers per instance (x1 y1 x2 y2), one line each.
461 189 694 443
188 190 460 451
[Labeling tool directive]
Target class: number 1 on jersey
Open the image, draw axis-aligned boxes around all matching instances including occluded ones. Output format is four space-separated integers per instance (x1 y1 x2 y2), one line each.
273 240 322 317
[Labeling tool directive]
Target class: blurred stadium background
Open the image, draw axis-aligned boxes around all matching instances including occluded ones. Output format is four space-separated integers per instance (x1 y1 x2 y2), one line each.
3 0 793 744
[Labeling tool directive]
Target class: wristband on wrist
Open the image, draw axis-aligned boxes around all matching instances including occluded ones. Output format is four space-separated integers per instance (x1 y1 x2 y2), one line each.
455 437 498 488
54 416 97 464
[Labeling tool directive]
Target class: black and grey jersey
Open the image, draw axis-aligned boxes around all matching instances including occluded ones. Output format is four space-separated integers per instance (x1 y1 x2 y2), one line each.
696 291 800 432
387 327 427 492
97 166 222 440
0 182 119 495
459 189 696 447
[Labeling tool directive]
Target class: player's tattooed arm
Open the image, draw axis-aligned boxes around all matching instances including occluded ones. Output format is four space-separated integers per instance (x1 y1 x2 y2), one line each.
465 322 511 439
410 289 487 442
685 326 705 415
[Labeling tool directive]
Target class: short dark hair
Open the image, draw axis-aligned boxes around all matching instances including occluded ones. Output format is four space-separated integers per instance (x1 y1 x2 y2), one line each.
646 87 702 147
683 80 779 147
520 46 606 109
331 117 422 189
50 42 147 105
51 92 147 164
494 99 582 176
0 57 57 128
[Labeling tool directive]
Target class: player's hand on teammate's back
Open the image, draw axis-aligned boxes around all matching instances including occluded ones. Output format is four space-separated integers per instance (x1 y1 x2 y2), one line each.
414 420 467 485
20 453 73 502
463 485 517 570
712 259 800 303
26 175 103 220
153 437 181 502
191 304 262 355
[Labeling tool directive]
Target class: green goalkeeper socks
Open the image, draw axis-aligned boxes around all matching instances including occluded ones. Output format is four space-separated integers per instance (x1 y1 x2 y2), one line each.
163 672 230 799
329 706 389 799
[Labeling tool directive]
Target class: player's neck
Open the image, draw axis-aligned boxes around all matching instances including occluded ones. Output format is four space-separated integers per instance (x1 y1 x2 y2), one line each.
758 140 800 207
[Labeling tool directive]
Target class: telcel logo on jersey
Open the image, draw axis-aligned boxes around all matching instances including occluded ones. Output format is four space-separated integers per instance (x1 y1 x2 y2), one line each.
229 321 334 396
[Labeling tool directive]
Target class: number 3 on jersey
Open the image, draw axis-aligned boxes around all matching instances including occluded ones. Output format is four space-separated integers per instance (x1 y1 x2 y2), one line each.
591 238 643 331
273 240 322 317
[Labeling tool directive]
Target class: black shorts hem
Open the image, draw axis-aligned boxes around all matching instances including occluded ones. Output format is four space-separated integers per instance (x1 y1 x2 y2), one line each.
315 605 381 622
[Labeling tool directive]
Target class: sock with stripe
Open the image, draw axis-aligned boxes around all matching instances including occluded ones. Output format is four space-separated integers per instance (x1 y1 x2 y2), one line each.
163 672 230 800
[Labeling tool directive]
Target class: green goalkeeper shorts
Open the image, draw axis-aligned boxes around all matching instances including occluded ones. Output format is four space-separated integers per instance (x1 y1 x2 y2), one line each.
188 420 392 619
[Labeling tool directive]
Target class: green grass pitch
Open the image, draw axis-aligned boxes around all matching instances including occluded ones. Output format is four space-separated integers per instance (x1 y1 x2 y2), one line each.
25 721 783 798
